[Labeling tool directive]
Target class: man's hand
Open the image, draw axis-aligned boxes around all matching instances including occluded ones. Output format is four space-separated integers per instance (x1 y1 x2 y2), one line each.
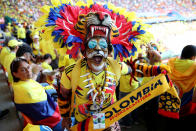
62 117 72 131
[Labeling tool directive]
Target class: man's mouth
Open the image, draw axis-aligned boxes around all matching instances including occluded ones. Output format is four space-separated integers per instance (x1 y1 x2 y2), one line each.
92 55 103 64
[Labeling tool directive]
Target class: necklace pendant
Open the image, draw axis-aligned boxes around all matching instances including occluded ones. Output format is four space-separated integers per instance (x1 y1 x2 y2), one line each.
90 104 100 111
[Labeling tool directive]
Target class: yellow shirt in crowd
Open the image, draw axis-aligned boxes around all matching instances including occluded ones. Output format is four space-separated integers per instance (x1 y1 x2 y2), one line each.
58 55 76 68
12 79 47 104
0 47 10 65
5 32 12 37
31 43 41 55
41 62 53 71
17 27 26 39
39 40 56 60
120 75 139 93
3 52 16 83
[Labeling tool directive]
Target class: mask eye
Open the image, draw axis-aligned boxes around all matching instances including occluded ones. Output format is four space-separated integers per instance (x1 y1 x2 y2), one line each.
88 40 97 49
99 39 107 49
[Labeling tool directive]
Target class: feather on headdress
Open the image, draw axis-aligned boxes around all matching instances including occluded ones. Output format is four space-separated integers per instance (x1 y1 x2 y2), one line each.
35 0 153 61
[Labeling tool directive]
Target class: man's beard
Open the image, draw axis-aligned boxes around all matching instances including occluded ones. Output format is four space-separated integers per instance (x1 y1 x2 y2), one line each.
90 62 105 73
86 50 108 72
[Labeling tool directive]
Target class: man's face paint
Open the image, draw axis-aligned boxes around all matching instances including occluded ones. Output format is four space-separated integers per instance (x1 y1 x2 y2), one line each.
88 38 108 49
85 37 109 72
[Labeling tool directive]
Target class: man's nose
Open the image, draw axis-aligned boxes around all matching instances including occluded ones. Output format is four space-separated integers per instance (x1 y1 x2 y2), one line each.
95 44 101 50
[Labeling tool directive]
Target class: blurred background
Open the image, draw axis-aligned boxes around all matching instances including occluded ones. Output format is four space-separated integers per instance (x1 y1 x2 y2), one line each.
0 1 195 131
0 0 196 59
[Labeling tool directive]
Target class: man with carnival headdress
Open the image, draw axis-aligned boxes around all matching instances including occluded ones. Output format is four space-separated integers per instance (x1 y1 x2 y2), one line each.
35 1 172 130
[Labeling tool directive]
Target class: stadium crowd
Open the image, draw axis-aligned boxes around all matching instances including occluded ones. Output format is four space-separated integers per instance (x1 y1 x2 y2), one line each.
0 0 195 131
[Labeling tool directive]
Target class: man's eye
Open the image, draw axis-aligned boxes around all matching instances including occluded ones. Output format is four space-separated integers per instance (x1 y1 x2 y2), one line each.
88 40 97 49
99 40 107 49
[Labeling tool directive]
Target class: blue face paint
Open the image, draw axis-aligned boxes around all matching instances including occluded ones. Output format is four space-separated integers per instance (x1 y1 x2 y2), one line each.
88 40 97 49
88 38 108 49
99 39 107 49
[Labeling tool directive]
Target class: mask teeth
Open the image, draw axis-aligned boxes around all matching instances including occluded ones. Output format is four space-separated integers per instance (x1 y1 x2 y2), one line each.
106 28 108 37
90 26 109 37
91 27 94 37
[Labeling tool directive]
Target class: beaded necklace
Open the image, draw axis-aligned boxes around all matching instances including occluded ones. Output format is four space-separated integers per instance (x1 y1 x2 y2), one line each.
80 63 115 110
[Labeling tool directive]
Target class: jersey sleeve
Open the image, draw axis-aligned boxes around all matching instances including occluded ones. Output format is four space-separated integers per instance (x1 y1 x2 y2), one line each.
135 63 163 77
60 71 72 90
119 62 129 75
58 65 74 117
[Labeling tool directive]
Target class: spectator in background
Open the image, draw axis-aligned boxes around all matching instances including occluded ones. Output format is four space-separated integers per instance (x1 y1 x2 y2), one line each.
10 58 63 131
0 29 6 44
17 24 26 43
16 44 42 81
0 36 10 65
162 45 196 130
41 54 53 71
119 72 139 128
0 44 10 65
140 43 162 131
2 39 22 84
6 23 12 33
140 43 161 85
12 22 18 38
31 34 41 56
4 27 11 37
25 24 33 45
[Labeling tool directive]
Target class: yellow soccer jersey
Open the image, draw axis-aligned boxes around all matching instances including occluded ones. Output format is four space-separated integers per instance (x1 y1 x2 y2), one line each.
5 32 11 37
3 52 16 83
119 75 139 93
39 40 56 60
12 79 47 104
60 58 129 122
41 62 53 71
0 47 10 65
31 43 41 55
17 27 26 39
58 55 76 68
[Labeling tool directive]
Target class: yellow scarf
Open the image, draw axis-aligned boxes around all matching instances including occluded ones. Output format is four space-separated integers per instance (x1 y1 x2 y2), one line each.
71 74 180 131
